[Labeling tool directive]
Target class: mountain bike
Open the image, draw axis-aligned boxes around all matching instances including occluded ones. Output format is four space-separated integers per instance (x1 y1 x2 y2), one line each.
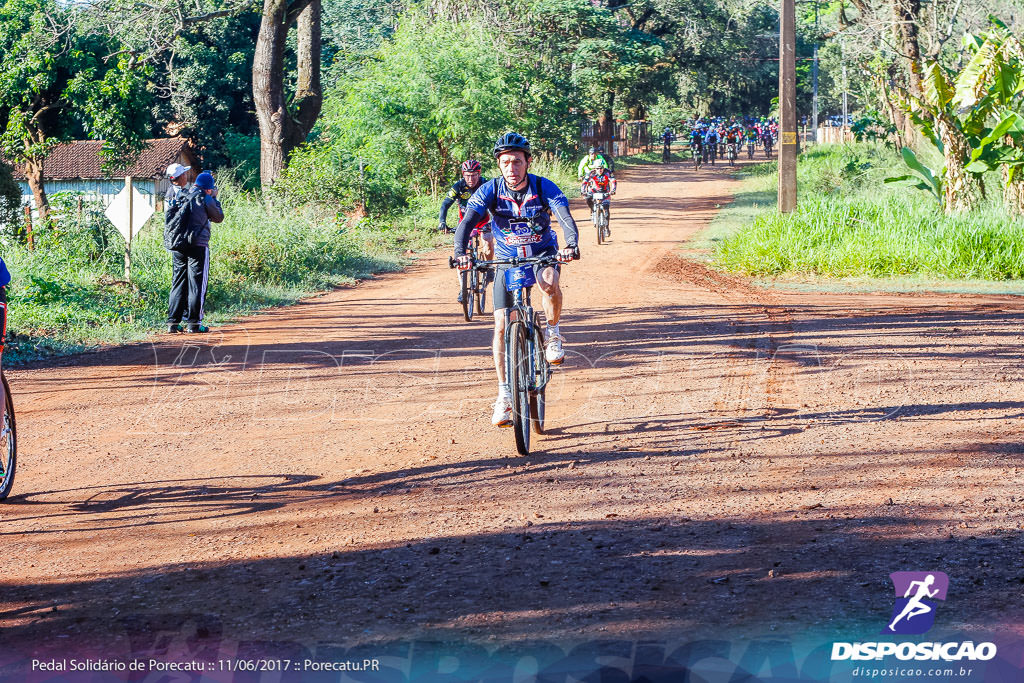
458 228 491 321
691 142 702 170
589 192 610 244
746 139 756 159
763 134 774 159
449 251 577 456
727 142 738 166
0 372 17 501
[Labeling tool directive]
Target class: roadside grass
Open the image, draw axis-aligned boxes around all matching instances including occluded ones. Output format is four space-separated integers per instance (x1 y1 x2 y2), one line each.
690 166 775 253
713 143 1024 280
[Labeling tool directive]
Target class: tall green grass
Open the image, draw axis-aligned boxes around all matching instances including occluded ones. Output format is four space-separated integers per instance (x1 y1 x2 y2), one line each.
714 143 1024 279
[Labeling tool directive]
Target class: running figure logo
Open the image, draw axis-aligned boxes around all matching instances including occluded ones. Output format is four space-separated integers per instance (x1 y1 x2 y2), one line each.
884 572 949 635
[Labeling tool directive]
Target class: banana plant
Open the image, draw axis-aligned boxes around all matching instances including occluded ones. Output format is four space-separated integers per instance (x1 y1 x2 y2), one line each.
885 146 944 206
954 21 1024 213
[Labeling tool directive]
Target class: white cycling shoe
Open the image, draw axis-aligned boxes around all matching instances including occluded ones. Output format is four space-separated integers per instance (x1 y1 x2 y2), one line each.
491 396 513 427
545 333 565 365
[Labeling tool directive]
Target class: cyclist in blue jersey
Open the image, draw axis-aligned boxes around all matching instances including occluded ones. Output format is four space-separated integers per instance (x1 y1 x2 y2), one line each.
454 132 580 427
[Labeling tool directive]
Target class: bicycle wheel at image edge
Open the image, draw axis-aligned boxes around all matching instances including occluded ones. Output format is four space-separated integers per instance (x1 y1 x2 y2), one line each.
0 373 16 501
529 323 546 435
460 269 474 322
508 321 531 456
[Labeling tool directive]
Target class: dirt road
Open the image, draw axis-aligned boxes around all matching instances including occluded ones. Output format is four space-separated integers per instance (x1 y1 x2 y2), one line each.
2 159 1023 665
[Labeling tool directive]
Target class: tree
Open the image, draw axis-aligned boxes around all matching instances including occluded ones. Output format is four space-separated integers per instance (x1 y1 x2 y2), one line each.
956 21 1024 214
252 0 322 188
0 0 151 222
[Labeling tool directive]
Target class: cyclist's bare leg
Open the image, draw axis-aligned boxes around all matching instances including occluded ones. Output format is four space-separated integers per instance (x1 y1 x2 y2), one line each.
536 266 562 326
493 309 507 386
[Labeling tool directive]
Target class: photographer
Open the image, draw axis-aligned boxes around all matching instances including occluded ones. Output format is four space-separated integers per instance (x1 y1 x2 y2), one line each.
166 171 224 334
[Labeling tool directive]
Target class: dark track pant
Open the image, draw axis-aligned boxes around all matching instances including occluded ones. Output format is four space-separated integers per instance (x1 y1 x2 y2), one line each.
167 245 210 326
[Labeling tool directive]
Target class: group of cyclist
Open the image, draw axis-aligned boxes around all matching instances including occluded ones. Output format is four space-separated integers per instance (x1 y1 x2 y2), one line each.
670 117 778 165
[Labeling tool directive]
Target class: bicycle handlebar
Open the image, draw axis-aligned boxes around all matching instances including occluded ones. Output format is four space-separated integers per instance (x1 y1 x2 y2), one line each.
448 249 580 270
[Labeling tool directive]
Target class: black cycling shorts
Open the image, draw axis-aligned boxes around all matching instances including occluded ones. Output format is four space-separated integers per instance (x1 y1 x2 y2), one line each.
492 247 560 311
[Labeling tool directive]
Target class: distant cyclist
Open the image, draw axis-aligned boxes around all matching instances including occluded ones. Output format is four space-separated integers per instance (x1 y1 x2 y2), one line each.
660 127 675 162
703 126 719 163
577 146 609 185
582 158 616 233
441 159 492 303
454 132 580 427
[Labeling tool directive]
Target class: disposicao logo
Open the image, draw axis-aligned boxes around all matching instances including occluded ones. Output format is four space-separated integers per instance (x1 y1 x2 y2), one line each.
884 571 948 635
830 571 997 663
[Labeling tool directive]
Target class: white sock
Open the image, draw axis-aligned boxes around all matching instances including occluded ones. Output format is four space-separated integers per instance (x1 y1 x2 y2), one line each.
498 383 511 399
547 323 560 338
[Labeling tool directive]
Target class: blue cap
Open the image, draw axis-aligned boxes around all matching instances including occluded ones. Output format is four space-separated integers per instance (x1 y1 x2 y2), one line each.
195 171 215 190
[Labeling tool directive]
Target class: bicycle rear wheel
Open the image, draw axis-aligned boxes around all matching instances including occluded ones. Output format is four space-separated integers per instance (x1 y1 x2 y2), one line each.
508 321 531 456
460 270 474 322
0 373 16 501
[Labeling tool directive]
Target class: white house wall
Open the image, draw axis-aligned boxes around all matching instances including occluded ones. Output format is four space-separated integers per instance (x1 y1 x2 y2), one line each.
19 179 159 210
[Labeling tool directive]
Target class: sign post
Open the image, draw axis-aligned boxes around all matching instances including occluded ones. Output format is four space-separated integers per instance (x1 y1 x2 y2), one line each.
104 177 155 284
779 0 798 213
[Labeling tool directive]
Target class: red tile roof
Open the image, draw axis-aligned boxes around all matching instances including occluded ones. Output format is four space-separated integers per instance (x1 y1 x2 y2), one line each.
9 138 195 180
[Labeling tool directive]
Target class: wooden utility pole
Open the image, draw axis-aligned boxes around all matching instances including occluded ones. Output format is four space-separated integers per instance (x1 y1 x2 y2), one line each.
125 176 134 283
779 0 797 213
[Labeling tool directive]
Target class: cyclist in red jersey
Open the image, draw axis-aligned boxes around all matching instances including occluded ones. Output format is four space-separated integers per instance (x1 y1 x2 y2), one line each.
581 158 617 233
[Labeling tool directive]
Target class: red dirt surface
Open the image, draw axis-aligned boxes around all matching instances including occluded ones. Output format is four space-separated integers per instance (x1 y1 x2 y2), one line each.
2 159 1022 664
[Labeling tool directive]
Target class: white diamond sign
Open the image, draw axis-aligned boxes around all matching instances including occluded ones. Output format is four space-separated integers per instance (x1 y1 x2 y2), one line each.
105 183 154 242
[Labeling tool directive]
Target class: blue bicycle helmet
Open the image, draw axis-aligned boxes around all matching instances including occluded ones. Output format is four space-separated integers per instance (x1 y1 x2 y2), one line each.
493 132 531 158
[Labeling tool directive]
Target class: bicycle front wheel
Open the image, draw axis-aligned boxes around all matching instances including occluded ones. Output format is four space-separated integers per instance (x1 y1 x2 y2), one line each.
0 373 16 501
476 270 487 315
508 321 531 456
460 270 474 322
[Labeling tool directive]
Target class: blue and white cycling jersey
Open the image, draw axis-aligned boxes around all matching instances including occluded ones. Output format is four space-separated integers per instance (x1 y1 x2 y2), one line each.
0 257 9 287
466 174 570 260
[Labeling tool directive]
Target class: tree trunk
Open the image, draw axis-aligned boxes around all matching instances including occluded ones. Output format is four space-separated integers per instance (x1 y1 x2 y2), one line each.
893 0 923 98
937 118 981 214
25 157 49 225
253 0 322 189
1004 164 1024 215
